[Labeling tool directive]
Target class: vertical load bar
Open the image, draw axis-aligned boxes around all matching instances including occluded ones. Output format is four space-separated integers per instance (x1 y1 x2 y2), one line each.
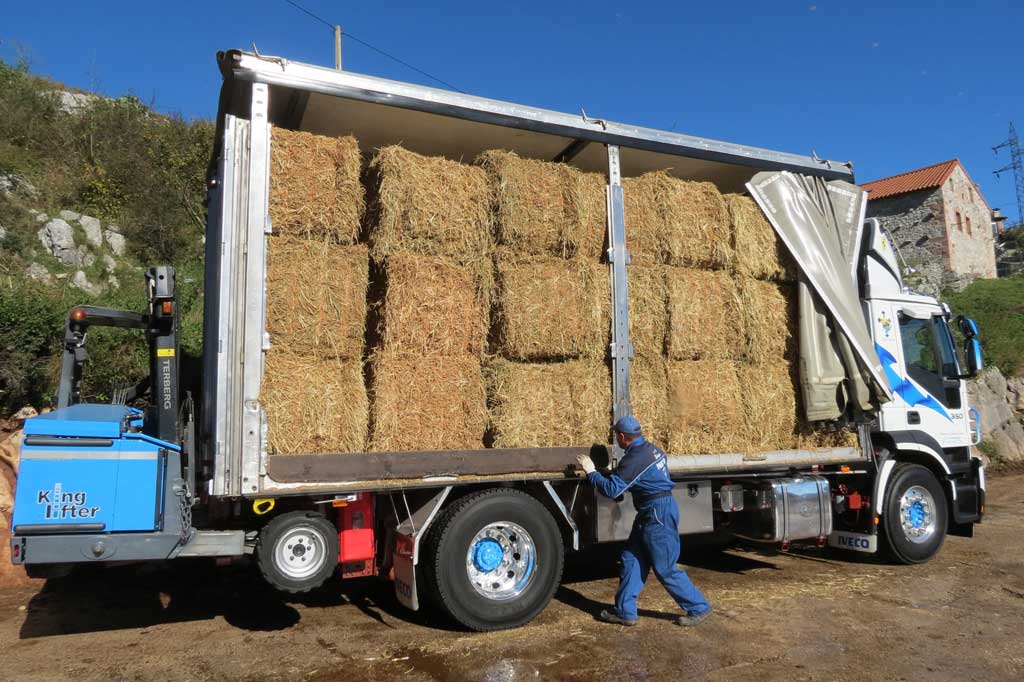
606 145 633 428
241 82 272 496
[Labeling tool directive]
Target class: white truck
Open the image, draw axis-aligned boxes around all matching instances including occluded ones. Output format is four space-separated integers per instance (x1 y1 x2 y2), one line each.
10 49 985 631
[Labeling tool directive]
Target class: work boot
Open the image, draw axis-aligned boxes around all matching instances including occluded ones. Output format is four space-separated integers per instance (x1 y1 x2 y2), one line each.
597 609 637 626
676 607 712 627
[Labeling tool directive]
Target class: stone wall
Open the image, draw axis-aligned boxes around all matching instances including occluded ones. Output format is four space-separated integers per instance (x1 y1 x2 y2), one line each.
941 165 998 285
866 187 948 296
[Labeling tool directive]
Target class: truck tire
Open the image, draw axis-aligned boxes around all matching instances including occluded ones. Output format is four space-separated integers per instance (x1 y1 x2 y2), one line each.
880 463 947 564
256 511 339 594
421 489 563 631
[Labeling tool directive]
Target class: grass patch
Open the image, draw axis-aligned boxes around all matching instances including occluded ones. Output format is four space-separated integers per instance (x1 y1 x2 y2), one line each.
945 274 1024 377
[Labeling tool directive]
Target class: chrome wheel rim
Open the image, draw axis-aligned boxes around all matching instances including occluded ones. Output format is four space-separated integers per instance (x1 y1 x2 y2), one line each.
465 521 536 601
274 525 328 579
899 485 937 544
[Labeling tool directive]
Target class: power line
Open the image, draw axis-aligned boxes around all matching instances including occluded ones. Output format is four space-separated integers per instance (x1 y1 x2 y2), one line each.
282 0 465 93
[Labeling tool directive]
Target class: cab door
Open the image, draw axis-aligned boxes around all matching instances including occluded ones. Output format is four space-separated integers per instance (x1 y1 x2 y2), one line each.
892 308 969 448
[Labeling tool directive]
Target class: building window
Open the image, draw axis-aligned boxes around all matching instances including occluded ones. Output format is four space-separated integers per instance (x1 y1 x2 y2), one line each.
956 212 963 231
966 216 972 235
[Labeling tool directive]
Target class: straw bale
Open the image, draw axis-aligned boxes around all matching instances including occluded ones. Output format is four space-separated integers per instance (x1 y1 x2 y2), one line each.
572 171 608 259
666 360 744 455
663 179 732 269
478 150 605 259
630 357 669 445
495 254 609 360
736 361 799 452
737 277 797 366
269 128 363 243
623 172 670 263
379 253 488 357
263 350 368 454
727 194 797 281
369 352 487 451
797 427 860 449
628 265 668 358
265 236 368 359
368 146 492 264
666 268 743 361
487 359 610 448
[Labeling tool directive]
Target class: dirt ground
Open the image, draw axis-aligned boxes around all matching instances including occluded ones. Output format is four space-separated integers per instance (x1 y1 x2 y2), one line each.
2 474 1022 682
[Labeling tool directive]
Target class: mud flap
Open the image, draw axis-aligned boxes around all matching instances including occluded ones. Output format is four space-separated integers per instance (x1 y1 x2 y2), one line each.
393 548 418 610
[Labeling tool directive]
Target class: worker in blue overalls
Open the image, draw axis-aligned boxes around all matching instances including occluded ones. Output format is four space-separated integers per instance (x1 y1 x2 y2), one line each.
576 416 712 626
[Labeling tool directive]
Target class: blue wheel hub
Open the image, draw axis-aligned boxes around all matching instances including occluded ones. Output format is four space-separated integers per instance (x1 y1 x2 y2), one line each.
471 538 504 573
908 501 926 528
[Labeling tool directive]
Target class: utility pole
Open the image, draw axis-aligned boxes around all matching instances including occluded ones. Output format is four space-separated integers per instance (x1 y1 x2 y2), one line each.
334 25 342 70
993 122 1024 228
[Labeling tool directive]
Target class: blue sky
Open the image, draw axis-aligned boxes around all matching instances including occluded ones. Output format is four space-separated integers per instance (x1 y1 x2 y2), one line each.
3 1 1022 222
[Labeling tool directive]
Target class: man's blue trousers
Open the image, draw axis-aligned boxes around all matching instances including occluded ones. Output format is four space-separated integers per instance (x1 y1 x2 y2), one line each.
614 496 711 621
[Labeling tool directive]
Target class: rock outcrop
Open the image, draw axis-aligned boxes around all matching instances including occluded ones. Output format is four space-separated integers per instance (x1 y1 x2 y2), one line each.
968 367 1024 464
37 218 79 265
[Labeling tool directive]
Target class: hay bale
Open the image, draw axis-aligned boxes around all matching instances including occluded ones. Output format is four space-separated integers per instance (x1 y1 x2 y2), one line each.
736 361 799 452
666 360 744 455
478 150 605 259
269 128 363 243
727 194 797 281
368 146 492 264
265 237 368 359
628 265 668 358
666 268 743 361
799 427 860 449
623 172 670 263
663 179 732 269
487 359 610 448
737 277 797 366
263 350 367 454
573 172 608 259
630 357 669 445
495 254 609 360
369 352 487 451
379 253 488 356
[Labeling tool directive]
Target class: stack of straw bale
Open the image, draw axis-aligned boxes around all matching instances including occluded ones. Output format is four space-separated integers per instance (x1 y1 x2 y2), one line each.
263 127 368 454
480 151 612 447
621 172 751 453
729 192 804 452
366 146 492 451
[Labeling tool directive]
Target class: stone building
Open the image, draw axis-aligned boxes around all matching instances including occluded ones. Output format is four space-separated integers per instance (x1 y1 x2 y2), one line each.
862 159 997 294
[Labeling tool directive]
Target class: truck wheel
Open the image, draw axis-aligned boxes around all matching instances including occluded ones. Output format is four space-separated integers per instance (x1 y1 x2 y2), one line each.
422 489 563 631
881 463 947 564
256 511 339 593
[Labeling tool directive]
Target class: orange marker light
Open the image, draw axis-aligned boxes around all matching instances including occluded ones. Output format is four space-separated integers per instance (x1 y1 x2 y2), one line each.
331 500 349 508
71 308 87 322
874 516 880 525
161 301 173 315
839 465 852 473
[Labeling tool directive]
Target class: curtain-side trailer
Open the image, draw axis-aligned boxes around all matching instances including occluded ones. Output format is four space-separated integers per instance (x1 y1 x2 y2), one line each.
10 49 986 631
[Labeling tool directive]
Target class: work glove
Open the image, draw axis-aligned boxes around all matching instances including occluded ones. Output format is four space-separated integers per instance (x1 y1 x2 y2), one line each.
576 453 596 474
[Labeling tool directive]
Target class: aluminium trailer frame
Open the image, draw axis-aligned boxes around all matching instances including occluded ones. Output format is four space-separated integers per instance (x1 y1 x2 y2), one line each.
202 49 865 502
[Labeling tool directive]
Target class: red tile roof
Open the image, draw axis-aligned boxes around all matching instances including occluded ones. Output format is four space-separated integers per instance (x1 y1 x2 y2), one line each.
861 159 960 201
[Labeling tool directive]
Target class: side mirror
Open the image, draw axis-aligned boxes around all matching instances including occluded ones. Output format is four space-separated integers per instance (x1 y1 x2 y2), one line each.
957 316 979 339
964 337 983 378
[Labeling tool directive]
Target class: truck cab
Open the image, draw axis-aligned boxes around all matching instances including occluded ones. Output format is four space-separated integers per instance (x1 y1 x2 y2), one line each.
859 218 985 560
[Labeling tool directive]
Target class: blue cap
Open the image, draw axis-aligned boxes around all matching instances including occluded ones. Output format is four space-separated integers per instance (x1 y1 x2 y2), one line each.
613 416 642 435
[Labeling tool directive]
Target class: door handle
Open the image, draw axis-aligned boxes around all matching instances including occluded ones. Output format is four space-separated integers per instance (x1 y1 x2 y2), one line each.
908 411 921 425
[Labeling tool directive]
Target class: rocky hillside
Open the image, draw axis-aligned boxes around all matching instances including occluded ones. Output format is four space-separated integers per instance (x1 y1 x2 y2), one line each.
0 57 211 412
